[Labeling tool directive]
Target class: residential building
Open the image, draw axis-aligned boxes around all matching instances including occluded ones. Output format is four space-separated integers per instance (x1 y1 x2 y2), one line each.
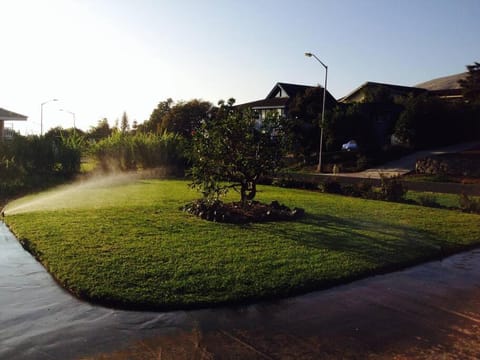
0 108 27 140
237 82 337 121
415 72 467 102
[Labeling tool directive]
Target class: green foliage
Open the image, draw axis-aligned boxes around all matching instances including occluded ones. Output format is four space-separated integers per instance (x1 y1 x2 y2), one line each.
287 87 325 159
120 111 130 134
0 155 25 199
6 179 480 309
189 102 287 203
272 177 319 190
92 131 186 172
138 99 212 138
362 85 394 104
159 99 212 138
57 132 84 175
325 103 384 153
138 98 173 134
416 193 440 208
394 94 445 147
379 175 407 202
320 179 343 194
459 193 480 214
394 93 478 148
0 132 83 200
459 61 480 104
87 118 113 142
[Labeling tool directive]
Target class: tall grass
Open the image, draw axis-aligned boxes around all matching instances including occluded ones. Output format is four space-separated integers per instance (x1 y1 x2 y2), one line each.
0 133 83 201
92 132 186 173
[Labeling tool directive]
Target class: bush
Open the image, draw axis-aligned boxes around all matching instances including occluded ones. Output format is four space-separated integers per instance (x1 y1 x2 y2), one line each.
417 193 440 208
0 133 83 201
320 179 343 194
459 193 480 214
379 175 407 202
272 177 318 190
356 155 372 171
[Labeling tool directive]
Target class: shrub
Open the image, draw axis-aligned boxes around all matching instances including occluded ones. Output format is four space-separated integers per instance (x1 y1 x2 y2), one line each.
459 193 480 214
56 133 84 177
356 155 372 171
379 175 407 202
321 179 343 194
189 104 288 204
356 181 375 199
272 177 318 190
417 193 440 208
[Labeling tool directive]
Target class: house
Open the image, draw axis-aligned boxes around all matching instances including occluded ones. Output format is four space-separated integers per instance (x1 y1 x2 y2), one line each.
337 82 427 146
415 72 467 101
339 81 427 104
0 108 27 140
237 82 337 121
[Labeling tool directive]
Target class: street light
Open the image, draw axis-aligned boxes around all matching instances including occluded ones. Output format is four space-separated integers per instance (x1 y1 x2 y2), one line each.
305 52 328 172
59 109 76 134
40 98 58 136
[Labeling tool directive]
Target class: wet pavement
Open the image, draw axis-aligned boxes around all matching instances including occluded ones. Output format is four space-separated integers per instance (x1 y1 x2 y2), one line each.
1 222 480 359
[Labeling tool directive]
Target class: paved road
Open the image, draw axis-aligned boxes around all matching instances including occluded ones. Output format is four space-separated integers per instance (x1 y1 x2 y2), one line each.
2 222 480 359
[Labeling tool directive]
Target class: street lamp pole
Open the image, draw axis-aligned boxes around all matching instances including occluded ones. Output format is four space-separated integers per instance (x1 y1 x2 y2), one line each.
60 109 76 134
305 52 328 172
40 98 58 136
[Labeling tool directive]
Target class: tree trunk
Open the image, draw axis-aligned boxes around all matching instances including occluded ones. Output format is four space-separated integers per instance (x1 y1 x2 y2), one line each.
240 181 257 205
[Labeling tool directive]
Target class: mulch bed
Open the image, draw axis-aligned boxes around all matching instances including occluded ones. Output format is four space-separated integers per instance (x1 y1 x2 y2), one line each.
182 200 305 224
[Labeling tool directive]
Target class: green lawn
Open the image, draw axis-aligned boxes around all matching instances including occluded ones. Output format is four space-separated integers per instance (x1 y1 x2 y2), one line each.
5 179 480 310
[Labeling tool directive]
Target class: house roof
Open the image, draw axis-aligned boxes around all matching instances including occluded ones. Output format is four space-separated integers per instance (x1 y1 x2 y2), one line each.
0 108 28 121
339 81 426 103
237 82 337 111
415 72 467 91
266 82 314 99
236 97 289 110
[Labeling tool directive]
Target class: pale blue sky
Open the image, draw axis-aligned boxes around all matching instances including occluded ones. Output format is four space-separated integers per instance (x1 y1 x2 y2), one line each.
1 0 479 134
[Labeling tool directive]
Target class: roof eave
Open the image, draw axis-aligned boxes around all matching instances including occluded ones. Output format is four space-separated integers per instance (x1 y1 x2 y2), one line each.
0 116 28 121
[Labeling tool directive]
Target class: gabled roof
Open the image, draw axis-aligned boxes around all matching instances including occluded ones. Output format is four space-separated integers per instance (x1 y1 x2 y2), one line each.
0 108 28 121
339 81 426 103
236 82 337 111
266 82 314 99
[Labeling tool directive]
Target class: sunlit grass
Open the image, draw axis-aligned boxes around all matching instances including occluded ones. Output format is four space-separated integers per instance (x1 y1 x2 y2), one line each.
5 179 480 310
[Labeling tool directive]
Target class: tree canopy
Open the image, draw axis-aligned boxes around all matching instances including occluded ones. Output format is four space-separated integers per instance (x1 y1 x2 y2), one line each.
87 118 112 141
286 86 330 160
459 61 480 103
189 101 287 204
139 99 212 137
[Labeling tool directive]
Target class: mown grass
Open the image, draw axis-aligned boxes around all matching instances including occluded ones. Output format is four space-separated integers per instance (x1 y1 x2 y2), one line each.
5 179 480 310
406 191 480 209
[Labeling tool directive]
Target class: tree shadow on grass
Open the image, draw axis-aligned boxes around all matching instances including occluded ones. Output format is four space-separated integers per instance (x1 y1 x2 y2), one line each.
260 213 445 268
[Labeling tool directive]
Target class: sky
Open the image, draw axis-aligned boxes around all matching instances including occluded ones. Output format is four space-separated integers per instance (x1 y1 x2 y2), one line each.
0 0 479 135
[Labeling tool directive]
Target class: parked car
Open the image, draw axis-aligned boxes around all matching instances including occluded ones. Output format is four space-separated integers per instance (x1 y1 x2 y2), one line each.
342 140 358 151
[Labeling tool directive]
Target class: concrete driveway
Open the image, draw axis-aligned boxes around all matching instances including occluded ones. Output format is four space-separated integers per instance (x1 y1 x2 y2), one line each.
2 222 480 359
336 141 479 179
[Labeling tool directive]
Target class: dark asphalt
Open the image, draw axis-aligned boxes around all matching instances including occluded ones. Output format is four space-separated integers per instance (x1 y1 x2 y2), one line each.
1 222 480 359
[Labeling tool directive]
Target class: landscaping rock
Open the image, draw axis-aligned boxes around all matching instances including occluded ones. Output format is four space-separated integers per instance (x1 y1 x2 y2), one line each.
416 153 480 177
